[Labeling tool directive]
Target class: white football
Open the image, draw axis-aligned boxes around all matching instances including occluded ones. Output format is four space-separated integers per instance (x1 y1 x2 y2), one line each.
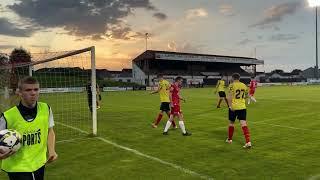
0 129 22 152
0 145 10 154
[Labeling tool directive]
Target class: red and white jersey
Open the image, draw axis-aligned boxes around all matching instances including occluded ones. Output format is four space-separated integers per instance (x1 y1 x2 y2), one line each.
170 83 180 105
249 80 258 90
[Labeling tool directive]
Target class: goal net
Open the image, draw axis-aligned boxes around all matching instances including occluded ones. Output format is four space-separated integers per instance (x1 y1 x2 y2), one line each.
0 47 97 141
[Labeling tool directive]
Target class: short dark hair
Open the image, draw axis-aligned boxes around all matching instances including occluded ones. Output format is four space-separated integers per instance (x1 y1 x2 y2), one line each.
18 76 39 90
251 76 255 79
232 73 240 80
175 76 183 82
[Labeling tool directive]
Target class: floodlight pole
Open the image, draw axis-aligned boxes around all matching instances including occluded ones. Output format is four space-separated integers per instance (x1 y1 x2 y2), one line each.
316 7 319 79
145 33 149 51
145 33 150 86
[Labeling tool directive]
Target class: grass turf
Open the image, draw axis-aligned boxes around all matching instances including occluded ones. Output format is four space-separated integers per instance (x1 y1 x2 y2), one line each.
1 85 320 179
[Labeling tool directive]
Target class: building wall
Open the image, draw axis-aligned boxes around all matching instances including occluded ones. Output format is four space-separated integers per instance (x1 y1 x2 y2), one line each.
112 77 133 83
133 62 146 85
302 68 319 79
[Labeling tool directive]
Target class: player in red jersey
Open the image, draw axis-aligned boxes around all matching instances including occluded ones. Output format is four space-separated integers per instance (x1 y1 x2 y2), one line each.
163 77 191 136
248 76 258 104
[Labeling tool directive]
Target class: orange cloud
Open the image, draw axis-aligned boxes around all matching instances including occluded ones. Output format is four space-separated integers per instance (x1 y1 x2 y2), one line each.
96 56 132 70
185 8 208 20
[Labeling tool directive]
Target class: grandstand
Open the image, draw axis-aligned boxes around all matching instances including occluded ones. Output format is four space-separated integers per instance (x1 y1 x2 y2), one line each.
132 50 264 86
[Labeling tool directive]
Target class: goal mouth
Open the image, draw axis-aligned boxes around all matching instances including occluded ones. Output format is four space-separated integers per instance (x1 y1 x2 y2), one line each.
0 46 97 140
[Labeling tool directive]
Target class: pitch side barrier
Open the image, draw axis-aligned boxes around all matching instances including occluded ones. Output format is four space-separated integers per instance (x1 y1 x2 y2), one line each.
0 87 86 94
259 82 319 87
40 87 85 93
102 86 147 92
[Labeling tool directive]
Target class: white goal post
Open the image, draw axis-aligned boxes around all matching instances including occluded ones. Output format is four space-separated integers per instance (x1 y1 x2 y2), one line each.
0 46 97 139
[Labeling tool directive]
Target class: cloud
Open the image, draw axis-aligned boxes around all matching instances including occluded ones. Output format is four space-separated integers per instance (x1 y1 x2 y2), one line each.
129 31 148 39
0 18 34 37
180 43 203 53
30 45 51 48
0 5 6 12
167 41 177 51
219 4 235 17
274 26 280 31
257 35 263 40
237 38 253 45
251 1 302 28
185 8 208 20
270 33 300 41
91 34 104 41
0 45 17 50
97 56 132 70
106 24 132 40
255 24 281 31
153 12 167 21
7 0 167 40
167 41 205 53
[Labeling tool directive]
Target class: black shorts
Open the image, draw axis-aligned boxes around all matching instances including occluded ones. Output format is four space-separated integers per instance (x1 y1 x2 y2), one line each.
218 91 226 98
7 166 45 180
229 109 247 121
160 102 170 112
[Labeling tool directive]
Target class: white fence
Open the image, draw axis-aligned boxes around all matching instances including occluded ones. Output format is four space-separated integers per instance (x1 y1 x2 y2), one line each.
40 87 85 93
259 82 318 87
103 87 133 92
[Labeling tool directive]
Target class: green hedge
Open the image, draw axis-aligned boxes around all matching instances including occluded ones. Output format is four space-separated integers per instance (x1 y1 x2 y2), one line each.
97 79 140 87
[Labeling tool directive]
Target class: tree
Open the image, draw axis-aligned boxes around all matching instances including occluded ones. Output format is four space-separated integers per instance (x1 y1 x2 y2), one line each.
0 53 9 66
9 47 32 64
271 69 284 74
0 53 10 91
9 47 32 90
0 53 13 110
291 69 302 75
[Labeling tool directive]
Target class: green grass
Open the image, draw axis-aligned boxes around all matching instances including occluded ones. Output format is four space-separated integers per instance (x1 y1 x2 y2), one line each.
1 86 320 179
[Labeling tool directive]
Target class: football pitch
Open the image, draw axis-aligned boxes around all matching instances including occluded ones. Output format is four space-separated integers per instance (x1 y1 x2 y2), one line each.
1 85 320 180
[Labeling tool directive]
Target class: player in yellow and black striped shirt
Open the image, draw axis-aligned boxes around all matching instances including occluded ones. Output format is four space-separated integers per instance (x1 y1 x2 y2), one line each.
226 73 252 148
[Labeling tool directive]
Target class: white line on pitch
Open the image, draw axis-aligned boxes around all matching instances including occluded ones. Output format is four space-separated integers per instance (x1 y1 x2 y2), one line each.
55 122 89 134
56 137 91 144
55 121 214 180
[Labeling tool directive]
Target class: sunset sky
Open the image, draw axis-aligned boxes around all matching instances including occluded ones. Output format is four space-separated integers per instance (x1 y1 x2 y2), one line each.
0 0 318 72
